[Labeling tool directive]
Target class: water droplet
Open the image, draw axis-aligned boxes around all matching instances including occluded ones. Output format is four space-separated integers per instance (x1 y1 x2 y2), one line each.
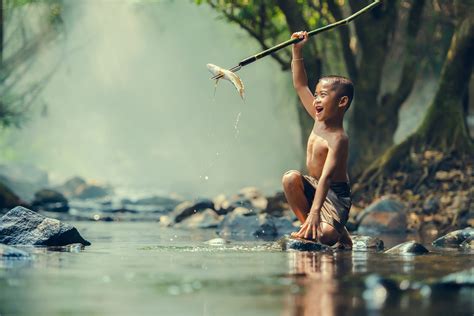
204 176 209 180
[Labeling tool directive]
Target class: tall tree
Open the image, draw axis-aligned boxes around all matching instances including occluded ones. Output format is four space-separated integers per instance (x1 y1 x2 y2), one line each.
355 6 474 200
0 0 63 127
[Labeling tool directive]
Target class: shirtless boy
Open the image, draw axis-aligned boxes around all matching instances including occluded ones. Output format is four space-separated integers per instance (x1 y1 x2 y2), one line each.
282 31 353 248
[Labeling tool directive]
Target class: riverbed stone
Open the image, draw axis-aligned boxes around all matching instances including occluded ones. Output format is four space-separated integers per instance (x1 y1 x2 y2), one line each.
357 198 407 234
204 238 229 246
217 212 276 237
384 241 429 255
176 209 222 229
0 181 25 211
32 189 69 213
170 199 214 223
0 244 30 258
264 191 288 217
274 236 330 251
352 235 384 251
459 236 473 250
0 206 91 246
432 228 474 248
272 216 296 236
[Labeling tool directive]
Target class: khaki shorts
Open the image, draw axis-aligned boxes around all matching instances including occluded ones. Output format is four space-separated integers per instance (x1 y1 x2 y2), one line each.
301 174 352 234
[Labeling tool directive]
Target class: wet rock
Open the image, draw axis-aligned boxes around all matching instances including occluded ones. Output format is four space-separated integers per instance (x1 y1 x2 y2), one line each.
0 181 25 210
170 199 214 223
274 236 330 251
32 189 69 213
217 212 277 238
55 177 111 199
204 238 229 246
212 188 267 215
74 184 110 199
272 216 296 236
55 176 87 197
460 236 473 250
351 235 384 251
264 191 288 217
384 241 429 255
0 163 49 201
238 187 268 210
357 198 407 234
0 244 30 258
0 206 91 246
432 227 474 248
159 215 173 227
433 268 474 287
176 209 222 229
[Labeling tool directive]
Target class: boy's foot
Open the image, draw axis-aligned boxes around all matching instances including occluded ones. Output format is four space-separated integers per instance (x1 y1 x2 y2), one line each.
290 231 317 241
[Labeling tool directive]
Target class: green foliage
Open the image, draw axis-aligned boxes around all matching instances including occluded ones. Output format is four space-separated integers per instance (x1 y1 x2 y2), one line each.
0 0 64 128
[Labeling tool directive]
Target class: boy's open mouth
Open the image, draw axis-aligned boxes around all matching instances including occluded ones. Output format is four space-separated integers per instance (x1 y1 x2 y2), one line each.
315 106 324 114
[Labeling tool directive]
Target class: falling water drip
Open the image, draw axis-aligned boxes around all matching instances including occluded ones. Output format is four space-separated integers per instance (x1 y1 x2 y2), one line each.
233 112 242 139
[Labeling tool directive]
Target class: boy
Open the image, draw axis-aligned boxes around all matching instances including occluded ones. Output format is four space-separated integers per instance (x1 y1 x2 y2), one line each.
282 31 353 248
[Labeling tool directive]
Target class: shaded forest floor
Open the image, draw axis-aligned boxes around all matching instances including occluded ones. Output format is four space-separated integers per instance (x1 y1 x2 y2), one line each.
352 150 473 236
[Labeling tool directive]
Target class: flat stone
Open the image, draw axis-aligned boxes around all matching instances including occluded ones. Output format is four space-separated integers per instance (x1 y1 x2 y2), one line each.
352 235 384 251
384 241 429 254
0 206 90 246
274 236 330 252
432 228 474 248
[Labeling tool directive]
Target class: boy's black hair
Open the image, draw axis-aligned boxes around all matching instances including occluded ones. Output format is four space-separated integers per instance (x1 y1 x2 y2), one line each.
319 76 354 111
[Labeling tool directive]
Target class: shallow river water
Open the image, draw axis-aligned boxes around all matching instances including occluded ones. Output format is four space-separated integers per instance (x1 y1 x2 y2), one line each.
0 222 472 316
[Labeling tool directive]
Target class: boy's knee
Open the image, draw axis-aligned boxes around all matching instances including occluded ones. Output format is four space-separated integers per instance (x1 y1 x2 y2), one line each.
282 170 302 190
319 225 340 246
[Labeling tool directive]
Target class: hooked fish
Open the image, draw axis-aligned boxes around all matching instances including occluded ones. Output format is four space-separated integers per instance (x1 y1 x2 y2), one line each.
206 63 245 99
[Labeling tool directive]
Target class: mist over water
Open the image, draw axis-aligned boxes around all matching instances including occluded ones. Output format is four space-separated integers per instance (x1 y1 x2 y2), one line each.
0 0 303 198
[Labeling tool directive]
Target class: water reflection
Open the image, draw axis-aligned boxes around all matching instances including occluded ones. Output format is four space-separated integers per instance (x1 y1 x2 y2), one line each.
283 252 348 316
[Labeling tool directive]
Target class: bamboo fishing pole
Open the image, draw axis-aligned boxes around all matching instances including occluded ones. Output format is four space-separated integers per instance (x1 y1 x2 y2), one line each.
210 0 381 80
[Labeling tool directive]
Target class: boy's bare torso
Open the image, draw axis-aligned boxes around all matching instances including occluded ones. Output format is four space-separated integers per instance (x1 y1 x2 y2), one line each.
306 122 349 182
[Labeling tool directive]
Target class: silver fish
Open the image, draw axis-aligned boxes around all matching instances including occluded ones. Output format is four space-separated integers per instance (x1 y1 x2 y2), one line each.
207 63 245 99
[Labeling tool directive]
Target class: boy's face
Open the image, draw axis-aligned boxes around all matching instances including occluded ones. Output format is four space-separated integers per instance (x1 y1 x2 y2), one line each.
312 80 343 121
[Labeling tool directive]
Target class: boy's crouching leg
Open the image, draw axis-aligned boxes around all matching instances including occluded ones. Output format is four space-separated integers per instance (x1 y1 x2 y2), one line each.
282 170 310 226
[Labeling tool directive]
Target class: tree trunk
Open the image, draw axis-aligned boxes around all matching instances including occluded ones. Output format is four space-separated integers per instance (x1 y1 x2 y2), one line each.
359 13 474 185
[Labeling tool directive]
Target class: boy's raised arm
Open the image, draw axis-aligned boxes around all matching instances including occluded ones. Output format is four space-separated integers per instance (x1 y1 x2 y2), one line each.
291 31 316 119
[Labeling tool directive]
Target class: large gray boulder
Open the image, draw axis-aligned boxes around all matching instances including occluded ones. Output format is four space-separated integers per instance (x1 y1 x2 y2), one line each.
0 206 90 246
357 198 407 234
